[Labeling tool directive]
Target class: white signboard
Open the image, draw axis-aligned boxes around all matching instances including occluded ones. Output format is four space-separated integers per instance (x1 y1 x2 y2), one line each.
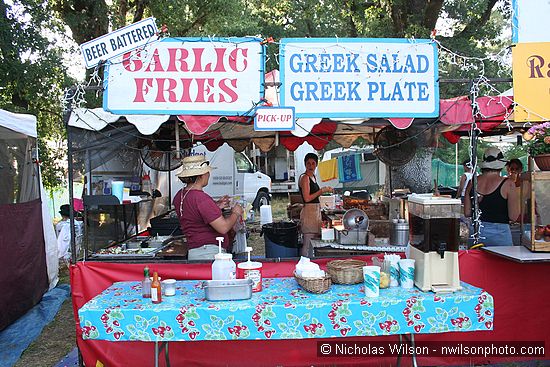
103 37 265 115
80 17 158 69
254 107 295 131
280 38 439 118
512 0 550 43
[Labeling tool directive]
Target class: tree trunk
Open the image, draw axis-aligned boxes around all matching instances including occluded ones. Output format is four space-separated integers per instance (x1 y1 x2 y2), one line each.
385 147 434 195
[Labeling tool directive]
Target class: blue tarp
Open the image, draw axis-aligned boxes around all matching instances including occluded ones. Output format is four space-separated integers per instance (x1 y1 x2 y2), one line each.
0 284 70 367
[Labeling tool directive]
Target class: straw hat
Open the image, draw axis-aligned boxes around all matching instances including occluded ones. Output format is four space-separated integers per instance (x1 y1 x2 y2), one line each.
176 154 212 178
479 147 507 170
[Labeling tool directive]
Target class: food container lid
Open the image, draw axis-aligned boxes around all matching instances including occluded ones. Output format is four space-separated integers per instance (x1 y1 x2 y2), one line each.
408 193 461 205
237 261 263 270
214 253 233 260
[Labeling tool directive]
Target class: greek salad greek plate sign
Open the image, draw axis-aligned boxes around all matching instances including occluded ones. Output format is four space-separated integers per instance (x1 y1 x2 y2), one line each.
80 17 159 69
280 38 439 118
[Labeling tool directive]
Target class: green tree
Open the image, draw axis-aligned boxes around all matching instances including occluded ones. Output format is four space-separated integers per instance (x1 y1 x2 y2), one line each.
0 0 74 190
50 0 511 193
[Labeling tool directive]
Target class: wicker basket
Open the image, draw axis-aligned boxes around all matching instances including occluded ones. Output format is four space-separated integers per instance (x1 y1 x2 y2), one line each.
294 272 332 294
326 259 367 284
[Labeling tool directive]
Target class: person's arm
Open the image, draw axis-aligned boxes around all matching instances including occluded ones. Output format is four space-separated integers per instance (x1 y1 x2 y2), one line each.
299 174 331 203
463 181 472 217
456 174 466 198
209 204 244 234
505 180 520 222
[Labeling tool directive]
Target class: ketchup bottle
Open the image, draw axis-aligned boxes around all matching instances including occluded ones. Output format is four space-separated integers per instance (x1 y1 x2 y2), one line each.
151 271 162 304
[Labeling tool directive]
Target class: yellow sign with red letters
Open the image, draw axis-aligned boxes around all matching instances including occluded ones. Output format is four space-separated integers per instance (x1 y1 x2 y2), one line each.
513 42 550 121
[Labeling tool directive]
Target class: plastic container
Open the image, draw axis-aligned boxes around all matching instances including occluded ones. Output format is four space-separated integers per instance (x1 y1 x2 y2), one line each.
260 205 273 224
163 279 176 296
203 279 253 301
111 181 124 203
237 247 263 292
211 253 236 280
261 221 300 258
237 262 263 292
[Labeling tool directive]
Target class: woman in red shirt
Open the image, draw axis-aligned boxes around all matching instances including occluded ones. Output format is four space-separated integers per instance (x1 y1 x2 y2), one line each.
173 154 243 260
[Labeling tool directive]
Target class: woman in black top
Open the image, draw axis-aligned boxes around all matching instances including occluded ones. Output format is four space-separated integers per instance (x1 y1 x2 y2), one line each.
299 153 333 256
464 148 520 246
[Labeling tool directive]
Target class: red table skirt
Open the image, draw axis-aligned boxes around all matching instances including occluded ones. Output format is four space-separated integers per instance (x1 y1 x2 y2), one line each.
70 250 550 366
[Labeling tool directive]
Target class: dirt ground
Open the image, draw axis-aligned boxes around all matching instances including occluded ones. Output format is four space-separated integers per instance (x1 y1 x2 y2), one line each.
14 265 75 367
13 195 290 367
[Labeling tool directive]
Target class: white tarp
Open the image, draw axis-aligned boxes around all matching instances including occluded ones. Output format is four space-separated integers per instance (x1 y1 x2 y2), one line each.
0 109 37 137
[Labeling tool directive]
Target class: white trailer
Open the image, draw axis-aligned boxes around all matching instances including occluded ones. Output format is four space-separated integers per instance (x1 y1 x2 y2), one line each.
260 142 316 193
169 143 272 209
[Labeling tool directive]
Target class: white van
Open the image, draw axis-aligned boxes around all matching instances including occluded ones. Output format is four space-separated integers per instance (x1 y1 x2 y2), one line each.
170 143 271 209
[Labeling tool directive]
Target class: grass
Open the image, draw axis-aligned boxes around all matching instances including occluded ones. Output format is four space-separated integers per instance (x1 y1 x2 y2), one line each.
14 265 75 367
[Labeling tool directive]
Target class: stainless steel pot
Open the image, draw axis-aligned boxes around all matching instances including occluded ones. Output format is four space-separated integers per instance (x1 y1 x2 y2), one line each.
390 219 409 246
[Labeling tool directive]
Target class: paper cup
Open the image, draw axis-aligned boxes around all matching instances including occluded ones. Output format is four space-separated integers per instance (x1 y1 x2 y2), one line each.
111 181 124 203
162 279 176 296
398 259 415 289
389 260 400 287
362 265 380 297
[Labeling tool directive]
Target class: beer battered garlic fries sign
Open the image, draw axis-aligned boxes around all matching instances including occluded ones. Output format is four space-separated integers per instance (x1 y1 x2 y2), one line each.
280 38 439 118
103 37 264 115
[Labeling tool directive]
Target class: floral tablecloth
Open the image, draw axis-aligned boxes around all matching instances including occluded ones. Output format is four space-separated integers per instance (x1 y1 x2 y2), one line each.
78 278 493 342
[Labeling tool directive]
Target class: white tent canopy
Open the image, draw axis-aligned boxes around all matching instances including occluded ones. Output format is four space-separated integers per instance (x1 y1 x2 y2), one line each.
0 109 58 289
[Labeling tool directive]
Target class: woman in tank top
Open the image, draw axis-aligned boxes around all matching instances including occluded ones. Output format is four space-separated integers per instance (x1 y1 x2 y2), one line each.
464 148 520 246
299 153 333 257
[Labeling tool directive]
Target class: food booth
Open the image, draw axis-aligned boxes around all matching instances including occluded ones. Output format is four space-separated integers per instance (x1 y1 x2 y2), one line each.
67 36 549 366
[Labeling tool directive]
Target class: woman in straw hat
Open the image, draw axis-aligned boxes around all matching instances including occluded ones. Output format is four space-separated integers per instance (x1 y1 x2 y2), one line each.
173 154 244 260
464 147 520 246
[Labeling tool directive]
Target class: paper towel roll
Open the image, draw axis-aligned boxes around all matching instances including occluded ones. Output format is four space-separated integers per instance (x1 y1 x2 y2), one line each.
260 205 273 225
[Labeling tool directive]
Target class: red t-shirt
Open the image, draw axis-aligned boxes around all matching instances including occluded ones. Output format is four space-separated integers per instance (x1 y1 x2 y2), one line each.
173 189 228 250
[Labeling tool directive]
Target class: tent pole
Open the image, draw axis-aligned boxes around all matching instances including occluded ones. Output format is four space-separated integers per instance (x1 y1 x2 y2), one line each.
455 140 460 186
167 153 172 210
64 89 77 265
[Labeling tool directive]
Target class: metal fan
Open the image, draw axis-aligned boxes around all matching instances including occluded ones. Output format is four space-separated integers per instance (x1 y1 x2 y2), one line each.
374 126 416 166
139 125 190 171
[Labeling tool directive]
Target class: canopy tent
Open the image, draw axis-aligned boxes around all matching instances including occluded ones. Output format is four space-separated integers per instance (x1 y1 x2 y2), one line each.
68 70 517 156
0 109 58 331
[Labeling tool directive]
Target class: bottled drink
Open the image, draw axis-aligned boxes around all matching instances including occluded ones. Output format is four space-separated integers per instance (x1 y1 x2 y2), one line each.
142 266 151 298
151 271 162 304
142 171 152 194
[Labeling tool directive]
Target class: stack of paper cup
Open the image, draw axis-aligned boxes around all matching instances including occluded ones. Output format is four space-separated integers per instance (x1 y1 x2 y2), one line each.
362 265 381 297
384 254 401 287
398 259 415 289
260 205 273 225
111 181 124 203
